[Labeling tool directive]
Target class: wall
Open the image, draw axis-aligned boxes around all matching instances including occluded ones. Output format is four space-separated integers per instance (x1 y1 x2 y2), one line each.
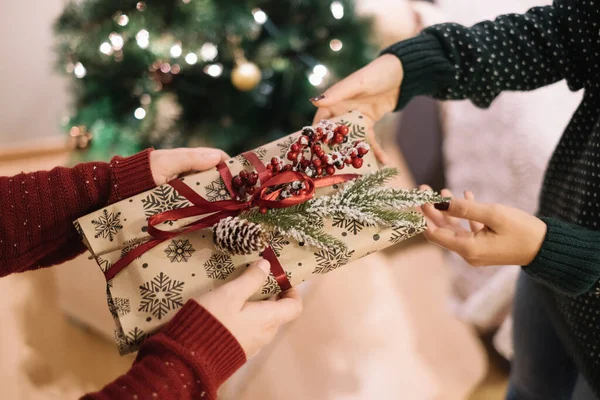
0 0 69 147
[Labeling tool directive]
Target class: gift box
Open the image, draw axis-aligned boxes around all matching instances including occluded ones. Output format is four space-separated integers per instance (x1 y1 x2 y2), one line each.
75 111 444 354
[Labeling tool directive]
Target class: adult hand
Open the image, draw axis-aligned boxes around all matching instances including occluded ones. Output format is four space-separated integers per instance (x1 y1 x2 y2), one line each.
149 147 229 186
420 187 547 267
310 54 404 163
194 260 303 358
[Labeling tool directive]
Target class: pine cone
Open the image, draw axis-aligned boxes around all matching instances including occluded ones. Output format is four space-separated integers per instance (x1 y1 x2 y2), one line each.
213 217 268 255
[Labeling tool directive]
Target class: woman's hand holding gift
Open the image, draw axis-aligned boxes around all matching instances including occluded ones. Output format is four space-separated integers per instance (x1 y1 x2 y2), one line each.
194 260 303 358
149 147 229 185
309 54 405 164
421 187 547 267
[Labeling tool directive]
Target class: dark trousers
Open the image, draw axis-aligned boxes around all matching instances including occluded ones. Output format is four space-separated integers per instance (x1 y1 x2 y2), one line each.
507 272 596 400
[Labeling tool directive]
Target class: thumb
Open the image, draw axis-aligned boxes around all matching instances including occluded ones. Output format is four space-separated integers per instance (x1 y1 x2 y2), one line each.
227 260 271 301
442 199 501 228
310 70 366 107
176 148 229 174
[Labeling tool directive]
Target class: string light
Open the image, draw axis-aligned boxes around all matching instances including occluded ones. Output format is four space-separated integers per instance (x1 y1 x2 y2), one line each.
160 63 171 73
170 43 182 58
134 107 146 119
200 42 218 61
140 94 151 105
100 42 113 55
136 30 150 49
330 1 344 20
330 39 343 52
136 2 146 11
313 64 328 78
252 8 267 24
117 14 129 26
109 33 124 51
185 52 198 65
182 0 191 3
205 64 223 77
74 62 87 78
308 73 324 86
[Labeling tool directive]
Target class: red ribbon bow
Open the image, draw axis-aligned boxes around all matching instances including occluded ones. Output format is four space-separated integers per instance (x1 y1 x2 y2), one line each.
105 151 359 293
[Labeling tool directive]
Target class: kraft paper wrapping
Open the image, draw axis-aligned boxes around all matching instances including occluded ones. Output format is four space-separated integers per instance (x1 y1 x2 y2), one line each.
75 111 426 354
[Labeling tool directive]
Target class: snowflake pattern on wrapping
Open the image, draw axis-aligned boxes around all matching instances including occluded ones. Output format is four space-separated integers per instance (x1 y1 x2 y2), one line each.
164 239 196 262
91 209 123 241
97 256 113 273
277 136 297 158
313 248 355 274
332 216 370 235
141 185 191 225
204 178 231 202
261 271 293 296
109 297 131 317
115 327 147 353
138 272 184 320
120 239 144 259
236 147 268 166
73 220 83 236
390 220 426 244
203 253 235 280
267 231 291 257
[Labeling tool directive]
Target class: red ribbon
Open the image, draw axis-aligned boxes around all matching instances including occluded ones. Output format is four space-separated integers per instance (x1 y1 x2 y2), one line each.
105 151 359 293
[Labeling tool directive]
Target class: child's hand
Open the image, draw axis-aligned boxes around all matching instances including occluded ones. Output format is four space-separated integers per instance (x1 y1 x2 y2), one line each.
309 54 405 164
420 187 548 267
150 147 229 186
194 260 303 358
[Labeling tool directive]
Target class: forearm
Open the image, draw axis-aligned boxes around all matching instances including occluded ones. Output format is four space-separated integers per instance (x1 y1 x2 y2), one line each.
384 1 591 110
0 150 155 277
82 301 246 400
525 218 600 296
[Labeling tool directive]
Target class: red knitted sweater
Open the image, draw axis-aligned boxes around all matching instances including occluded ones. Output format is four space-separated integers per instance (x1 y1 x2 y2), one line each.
0 150 246 399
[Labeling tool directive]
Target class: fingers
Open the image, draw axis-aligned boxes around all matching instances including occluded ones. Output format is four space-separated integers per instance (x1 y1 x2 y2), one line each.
313 107 333 125
177 148 229 173
366 128 389 165
310 70 366 108
226 260 271 302
464 191 485 232
255 288 303 325
425 225 473 255
420 185 455 229
443 198 503 228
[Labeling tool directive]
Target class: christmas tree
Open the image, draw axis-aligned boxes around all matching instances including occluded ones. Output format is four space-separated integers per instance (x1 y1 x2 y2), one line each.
55 0 375 159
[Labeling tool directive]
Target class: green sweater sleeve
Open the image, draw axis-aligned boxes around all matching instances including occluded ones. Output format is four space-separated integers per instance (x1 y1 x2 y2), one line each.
525 218 600 296
382 1 592 110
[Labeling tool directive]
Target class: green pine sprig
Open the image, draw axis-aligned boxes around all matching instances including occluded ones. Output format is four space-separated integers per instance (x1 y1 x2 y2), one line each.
243 168 448 250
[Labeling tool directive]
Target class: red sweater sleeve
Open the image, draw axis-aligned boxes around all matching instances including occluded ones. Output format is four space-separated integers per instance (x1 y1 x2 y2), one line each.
1 149 248 399
0 150 155 277
83 300 246 400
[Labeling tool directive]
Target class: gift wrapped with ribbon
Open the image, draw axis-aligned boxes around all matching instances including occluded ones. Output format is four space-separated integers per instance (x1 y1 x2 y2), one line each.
74 111 445 354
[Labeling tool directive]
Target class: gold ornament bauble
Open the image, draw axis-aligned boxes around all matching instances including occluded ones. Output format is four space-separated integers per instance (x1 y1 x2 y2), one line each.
231 61 261 91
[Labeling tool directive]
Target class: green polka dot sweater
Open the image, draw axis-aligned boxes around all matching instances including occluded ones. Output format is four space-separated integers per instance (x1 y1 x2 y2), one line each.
382 0 600 393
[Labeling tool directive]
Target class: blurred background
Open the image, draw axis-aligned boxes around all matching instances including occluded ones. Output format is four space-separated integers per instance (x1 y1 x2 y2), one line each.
0 0 581 399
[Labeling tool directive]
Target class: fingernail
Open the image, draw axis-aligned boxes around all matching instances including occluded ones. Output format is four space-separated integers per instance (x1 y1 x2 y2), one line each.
309 94 326 102
434 202 450 211
257 260 271 274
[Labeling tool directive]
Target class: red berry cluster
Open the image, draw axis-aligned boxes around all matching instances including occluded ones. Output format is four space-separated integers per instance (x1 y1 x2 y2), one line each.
282 120 369 178
229 120 370 205
232 170 259 199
